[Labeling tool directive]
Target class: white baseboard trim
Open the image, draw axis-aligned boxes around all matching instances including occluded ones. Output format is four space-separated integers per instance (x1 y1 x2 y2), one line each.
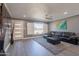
23 36 42 39
14 36 42 40
4 43 10 52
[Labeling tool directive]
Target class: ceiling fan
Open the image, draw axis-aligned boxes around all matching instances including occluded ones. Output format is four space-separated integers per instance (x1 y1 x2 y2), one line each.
45 14 53 19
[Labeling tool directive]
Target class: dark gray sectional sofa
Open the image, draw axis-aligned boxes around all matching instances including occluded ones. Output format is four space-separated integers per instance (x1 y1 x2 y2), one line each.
43 31 79 45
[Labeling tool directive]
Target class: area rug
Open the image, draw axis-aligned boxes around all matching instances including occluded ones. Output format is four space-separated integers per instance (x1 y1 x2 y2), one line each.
33 37 65 55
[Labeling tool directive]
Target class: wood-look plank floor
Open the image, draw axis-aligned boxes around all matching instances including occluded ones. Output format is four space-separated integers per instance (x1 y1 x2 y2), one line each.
33 37 79 56
6 39 54 56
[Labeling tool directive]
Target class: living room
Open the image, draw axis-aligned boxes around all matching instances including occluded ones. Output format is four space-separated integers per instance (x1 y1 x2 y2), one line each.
0 3 79 56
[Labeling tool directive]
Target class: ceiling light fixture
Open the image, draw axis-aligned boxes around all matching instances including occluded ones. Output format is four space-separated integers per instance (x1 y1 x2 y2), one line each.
64 12 68 15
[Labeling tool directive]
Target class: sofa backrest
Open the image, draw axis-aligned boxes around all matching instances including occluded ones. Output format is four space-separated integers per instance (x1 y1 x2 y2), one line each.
50 31 76 37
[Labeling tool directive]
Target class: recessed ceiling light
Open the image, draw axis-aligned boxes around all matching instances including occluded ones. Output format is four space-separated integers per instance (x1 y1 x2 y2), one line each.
64 12 68 15
24 15 26 17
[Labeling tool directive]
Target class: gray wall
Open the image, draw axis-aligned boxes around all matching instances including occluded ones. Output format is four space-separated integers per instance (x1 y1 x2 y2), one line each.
67 15 79 33
49 15 79 33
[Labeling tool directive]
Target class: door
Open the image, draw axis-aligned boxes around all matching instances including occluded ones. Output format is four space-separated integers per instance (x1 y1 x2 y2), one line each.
13 20 24 40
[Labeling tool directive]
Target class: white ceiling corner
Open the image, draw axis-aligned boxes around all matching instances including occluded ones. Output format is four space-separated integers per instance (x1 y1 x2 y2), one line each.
4 3 12 17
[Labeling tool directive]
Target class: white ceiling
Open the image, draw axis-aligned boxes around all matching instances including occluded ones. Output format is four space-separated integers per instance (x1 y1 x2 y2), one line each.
5 3 79 22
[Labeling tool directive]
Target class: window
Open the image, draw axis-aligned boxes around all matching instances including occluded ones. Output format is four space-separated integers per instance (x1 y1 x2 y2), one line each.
27 22 48 35
34 23 43 34
27 23 34 35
